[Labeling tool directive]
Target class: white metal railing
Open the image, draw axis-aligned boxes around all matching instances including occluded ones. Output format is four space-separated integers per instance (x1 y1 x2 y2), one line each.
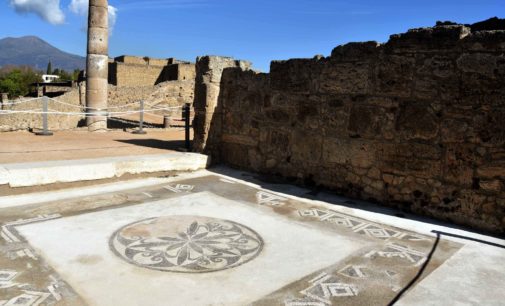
0 96 188 136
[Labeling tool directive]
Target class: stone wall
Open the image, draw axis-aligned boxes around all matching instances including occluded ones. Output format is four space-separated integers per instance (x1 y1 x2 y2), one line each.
108 55 195 87
0 54 196 131
193 56 252 154
0 80 194 131
195 20 505 233
164 63 197 81
109 62 166 87
107 80 194 108
0 90 84 132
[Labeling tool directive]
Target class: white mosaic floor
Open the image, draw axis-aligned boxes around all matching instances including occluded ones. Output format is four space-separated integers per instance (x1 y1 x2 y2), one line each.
1 169 504 306
17 192 365 306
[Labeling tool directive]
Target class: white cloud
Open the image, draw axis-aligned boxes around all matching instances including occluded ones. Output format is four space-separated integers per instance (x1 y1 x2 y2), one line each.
68 0 87 15
108 5 117 30
9 0 65 25
69 0 118 31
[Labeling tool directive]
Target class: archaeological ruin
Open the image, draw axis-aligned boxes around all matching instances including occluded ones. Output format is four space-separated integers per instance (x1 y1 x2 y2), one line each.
0 17 504 235
193 19 505 234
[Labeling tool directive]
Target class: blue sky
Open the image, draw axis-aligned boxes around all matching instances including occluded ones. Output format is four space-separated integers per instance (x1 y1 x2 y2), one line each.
0 0 503 71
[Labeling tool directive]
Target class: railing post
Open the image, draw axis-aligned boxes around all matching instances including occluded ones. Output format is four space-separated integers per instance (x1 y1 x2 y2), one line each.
0 93 7 110
184 103 191 151
36 96 53 136
132 100 147 135
163 115 172 129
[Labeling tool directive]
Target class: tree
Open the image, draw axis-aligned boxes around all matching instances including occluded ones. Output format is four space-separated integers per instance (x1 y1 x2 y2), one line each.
52 68 72 81
0 66 42 97
46 61 52 75
72 69 81 81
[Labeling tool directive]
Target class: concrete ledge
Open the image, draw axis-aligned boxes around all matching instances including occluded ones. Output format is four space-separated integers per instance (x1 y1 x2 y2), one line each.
0 167 9 185
1 153 210 188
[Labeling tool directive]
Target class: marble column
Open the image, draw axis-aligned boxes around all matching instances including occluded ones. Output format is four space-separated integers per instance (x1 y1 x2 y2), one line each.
86 0 109 131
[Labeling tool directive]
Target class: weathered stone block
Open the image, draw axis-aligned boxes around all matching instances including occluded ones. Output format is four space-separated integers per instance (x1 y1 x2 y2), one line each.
375 55 415 97
457 53 497 76
319 62 370 94
222 134 258 146
321 97 350 137
472 109 505 145
441 118 470 143
291 130 323 162
264 107 292 124
380 143 441 178
348 105 392 139
417 55 455 78
396 102 439 140
322 138 375 168
387 25 470 51
413 77 439 99
477 164 505 179
221 142 250 168
296 100 320 130
331 41 380 61
460 30 505 51
443 144 479 187
480 180 502 193
270 59 319 93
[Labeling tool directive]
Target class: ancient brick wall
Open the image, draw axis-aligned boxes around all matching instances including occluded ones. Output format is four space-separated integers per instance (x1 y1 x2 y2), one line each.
163 63 197 82
196 22 505 233
110 62 166 87
108 55 196 87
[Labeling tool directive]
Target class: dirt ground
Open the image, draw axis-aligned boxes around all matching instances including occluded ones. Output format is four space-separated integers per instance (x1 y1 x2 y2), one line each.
0 129 192 164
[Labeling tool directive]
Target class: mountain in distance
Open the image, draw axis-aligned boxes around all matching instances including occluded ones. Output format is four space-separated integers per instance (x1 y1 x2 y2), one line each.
0 36 85 72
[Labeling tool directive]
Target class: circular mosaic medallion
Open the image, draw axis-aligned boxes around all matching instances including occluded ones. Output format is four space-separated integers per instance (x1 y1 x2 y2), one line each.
110 216 263 273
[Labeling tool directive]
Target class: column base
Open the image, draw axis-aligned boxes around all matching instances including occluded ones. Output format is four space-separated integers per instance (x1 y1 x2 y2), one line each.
87 117 108 132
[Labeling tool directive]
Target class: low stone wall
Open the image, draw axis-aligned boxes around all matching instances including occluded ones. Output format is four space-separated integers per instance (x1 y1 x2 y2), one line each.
0 90 84 132
107 80 194 108
194 20 505 233
0 79 194 131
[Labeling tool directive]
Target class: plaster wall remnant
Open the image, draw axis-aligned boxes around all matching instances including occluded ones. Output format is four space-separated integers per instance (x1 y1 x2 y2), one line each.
194 18 505 234
86 0 109 132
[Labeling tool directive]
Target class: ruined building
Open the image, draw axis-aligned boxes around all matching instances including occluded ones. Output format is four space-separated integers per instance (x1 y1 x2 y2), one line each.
108 55 195 87
0 55 196 131
1 17 503 234
193 18 505 234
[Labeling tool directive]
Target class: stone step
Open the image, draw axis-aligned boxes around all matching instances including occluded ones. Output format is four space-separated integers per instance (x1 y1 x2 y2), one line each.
0 153 210 188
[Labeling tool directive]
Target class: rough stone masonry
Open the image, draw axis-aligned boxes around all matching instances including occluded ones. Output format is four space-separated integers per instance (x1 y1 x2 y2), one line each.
194 18 505 234
86 0 109 131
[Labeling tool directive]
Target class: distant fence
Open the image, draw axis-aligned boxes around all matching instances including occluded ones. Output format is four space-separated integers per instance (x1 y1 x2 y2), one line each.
0 97 193 149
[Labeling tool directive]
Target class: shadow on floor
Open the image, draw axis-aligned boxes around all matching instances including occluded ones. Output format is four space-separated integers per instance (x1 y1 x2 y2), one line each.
115 139 190 151
108 117 163 129
207 166 505 241
205 165 505 305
